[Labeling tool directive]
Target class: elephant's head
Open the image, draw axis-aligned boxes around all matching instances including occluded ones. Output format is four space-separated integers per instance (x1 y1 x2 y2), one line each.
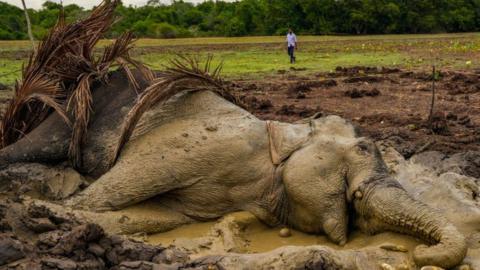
281 136 349 246
345 137 467 269
267 119 350 245
269 116 467 269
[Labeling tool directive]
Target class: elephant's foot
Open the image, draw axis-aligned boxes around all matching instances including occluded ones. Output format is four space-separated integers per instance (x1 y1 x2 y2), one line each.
24 197 195 235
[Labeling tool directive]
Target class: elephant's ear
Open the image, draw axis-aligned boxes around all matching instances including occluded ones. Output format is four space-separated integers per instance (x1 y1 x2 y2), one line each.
267 121 312 165
310 115 358 138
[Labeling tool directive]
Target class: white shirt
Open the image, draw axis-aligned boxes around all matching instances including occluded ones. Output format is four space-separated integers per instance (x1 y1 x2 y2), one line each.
286 33 297 47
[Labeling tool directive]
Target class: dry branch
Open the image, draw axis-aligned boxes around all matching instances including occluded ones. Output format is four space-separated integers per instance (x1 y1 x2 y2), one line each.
1 1 238 170
0 0 152 169
21 0 36 54
427 65 436 125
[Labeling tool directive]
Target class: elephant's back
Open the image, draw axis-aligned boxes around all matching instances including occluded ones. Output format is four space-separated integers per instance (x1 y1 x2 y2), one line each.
82 83 260 178
120 90 267 164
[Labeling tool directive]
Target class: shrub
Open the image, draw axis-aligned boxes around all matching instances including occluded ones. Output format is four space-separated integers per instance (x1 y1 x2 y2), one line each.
156 22 177 38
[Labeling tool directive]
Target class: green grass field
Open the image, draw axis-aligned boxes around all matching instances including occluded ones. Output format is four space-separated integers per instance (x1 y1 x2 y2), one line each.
1 33 479 86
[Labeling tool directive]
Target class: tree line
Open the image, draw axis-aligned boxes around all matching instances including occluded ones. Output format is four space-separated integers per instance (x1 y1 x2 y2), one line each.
1 0 479 40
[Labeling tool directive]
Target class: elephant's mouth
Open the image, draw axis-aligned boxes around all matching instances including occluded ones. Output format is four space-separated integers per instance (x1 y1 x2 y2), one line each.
352 180 468 269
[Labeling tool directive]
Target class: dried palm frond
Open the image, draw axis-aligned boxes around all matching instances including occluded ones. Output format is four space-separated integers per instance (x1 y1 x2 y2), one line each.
97 32 155 90
1 0 154 169
109 55 241 167
0 75 70 148
67 73 94 167
66 32 154 168
0 0 121 149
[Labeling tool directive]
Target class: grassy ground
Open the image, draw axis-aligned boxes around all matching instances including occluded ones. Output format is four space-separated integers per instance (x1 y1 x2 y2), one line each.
138 51 404 78
0 33 479 85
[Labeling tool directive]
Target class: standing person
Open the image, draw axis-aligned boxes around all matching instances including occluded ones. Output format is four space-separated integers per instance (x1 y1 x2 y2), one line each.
286 28 297 64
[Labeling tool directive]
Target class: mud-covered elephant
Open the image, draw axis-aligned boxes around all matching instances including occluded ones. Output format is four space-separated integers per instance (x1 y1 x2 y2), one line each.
0 69 468 269
0 0 468 268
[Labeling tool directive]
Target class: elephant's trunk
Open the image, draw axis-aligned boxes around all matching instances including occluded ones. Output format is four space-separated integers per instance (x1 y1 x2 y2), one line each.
354 181 467 269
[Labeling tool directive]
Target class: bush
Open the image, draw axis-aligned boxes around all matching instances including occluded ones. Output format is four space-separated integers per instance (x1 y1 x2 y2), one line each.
132 20 151 36
0 29 14 40
156 22 177 38
275 27 289 36
225 17 246 37
32 26 48 39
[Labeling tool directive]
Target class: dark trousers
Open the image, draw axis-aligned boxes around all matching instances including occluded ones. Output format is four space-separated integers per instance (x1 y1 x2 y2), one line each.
287 45 295 63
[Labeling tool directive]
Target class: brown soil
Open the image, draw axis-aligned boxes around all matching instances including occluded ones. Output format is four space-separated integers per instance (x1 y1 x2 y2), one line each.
230 66 480 158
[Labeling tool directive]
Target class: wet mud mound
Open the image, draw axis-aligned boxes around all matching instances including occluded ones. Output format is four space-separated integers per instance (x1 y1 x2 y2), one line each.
344 88 380 98
0 201 191 270
334 66 401 76
0 200 399 270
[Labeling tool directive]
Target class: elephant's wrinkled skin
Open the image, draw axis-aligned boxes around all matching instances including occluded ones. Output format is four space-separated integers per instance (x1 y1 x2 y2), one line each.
0 72 468 268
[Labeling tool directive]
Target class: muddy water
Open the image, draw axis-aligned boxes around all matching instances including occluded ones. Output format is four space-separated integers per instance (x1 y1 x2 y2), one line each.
147 220 216 245
147 211 421 254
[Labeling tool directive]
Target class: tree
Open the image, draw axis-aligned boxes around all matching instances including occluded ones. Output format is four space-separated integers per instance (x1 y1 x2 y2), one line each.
21 0 35 52
0 0 479 40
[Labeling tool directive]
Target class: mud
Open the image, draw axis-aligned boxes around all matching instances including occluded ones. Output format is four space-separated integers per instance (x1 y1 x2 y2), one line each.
0 66 479 269
0 148 477 269
344 88 380 98
147 211 420 254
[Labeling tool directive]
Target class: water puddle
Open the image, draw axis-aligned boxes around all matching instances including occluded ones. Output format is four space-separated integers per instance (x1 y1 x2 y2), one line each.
146 211 421 254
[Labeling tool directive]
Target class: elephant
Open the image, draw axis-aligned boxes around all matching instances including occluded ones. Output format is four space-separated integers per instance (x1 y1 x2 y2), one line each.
0 70 468 269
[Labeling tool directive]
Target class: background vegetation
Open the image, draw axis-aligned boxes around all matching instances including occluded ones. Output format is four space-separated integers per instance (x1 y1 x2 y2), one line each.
1 0 480 40
1 33 479 86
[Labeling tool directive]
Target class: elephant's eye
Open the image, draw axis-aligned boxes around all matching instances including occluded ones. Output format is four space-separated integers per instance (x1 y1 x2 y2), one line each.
356 141 370 154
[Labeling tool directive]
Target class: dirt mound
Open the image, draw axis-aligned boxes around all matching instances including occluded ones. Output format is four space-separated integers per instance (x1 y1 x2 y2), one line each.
289 67 307 71
444 72 480 95
0 201 191 270
334 66 400 75
286 82 311 98
343 76 384 84
450 73 480 84
286 80 338 99
307 79 337 88
399 71 439 81
429 112 449 135
335 66 373 74
240 96 273 111
275 104 320 118
344 88 380 98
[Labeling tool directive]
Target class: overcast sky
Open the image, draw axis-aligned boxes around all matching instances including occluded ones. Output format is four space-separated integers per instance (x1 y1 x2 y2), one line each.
2 0 209 9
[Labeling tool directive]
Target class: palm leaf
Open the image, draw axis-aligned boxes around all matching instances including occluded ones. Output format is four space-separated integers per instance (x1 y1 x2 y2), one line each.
0 74 69 148
0 0 155 169
67 73 94 168
109 55 242 167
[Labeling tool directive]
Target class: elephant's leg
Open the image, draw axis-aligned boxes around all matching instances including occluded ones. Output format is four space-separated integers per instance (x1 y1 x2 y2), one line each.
28 198 195 235
64 152 202 211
